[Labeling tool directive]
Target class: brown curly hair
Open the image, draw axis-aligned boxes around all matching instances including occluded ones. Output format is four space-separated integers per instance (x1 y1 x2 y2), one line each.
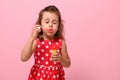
35 5 64 40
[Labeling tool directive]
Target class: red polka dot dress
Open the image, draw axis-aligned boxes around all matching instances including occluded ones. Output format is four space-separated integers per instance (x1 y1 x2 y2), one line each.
28 38 65 80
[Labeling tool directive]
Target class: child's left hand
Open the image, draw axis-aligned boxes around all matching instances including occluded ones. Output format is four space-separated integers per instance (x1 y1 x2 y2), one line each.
52 53 63 62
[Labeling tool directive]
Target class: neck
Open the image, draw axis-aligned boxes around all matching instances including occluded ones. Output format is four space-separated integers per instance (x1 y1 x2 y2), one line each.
42 35 54 41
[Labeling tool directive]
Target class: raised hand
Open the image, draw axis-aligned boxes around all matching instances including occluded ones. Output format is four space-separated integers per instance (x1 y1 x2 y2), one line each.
31 25 41 40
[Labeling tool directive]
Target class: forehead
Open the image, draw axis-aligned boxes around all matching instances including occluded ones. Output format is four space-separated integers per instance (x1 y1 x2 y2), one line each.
42 11 59 20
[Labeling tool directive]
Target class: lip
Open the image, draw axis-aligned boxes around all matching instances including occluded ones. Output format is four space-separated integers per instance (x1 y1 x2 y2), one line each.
48 29 53 32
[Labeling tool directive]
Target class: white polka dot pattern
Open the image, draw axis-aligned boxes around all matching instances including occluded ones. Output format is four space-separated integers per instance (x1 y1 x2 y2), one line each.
38 60 40 63
45 53 48 56
37 73 40 76
37 52 40 56
48 42 51 45
45 45 49 48
37 44 40 48
28 39 65 80
41 49 44 52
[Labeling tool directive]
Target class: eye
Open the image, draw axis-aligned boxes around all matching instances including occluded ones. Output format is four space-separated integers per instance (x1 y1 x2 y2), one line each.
46 21 49 24
45 20 49 24
44 19 49 24
53 22 56 24
53 21 57 24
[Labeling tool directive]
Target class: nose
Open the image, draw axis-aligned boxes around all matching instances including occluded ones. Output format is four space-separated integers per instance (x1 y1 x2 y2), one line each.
49 22 53 27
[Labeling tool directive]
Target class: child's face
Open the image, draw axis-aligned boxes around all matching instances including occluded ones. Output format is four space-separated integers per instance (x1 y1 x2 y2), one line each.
41 11 59 38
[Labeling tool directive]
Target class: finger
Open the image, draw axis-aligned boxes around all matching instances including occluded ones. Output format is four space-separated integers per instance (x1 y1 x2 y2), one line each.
52 53 59 56
52 56 61 62
52 58 59 62
52 55 59 58
52 53 60 57
37 27 40 30
36 27 41 32
33 26 41 33
35 24 41 27
35 25 41 28
36 28 41 33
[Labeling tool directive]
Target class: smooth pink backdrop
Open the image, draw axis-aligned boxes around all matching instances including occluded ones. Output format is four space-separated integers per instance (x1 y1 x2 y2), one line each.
0 0 120 80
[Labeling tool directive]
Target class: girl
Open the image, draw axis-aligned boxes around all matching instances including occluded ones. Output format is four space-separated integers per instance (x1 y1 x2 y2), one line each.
21 5 71 80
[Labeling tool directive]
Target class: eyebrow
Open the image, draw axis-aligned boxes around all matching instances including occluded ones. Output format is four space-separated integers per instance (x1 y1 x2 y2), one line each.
44 19 49 21
44 18 58 21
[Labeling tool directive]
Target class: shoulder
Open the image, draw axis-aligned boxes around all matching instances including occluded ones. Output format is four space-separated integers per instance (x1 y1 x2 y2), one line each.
55 38 64 46
34 38 44 45
33 38 41 48
61 39 67 50
55 38 66 45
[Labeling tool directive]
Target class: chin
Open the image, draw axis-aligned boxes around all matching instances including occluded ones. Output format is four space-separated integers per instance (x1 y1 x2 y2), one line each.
47 33 54 37
46 34 54 38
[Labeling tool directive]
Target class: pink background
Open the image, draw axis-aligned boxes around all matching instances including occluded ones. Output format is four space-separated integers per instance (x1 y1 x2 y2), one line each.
0 0 120 80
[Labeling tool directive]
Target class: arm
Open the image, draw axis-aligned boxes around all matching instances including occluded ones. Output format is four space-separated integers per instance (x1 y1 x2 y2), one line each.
60 40 71 68
21 25 41 62
52 40 71 68
21 38 37 62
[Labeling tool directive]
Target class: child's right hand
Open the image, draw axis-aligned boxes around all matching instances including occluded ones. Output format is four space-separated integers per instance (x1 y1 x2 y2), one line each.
31 25 41 39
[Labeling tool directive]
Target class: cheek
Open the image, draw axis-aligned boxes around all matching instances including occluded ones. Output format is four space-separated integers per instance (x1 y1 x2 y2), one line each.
42 28 48 32
41 24 49 30
53 26 58 32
